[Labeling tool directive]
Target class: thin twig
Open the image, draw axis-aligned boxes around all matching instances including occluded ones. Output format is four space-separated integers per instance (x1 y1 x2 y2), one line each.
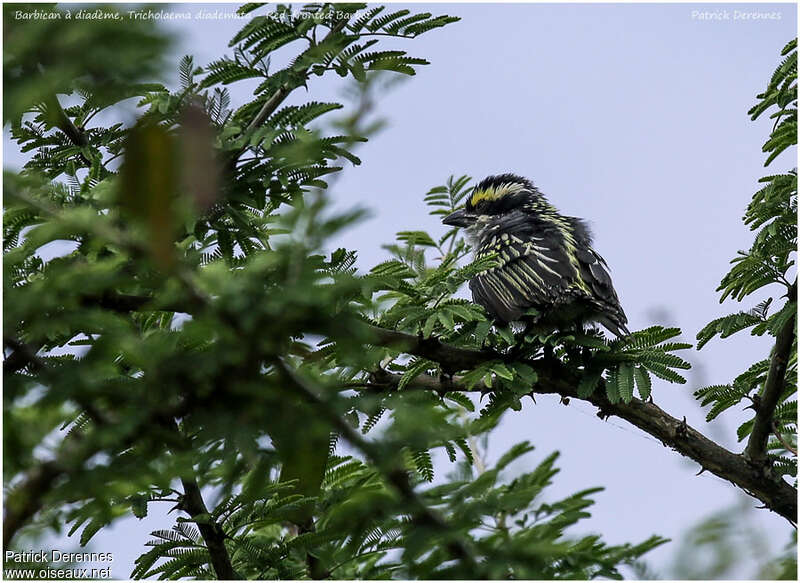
772 421 798 455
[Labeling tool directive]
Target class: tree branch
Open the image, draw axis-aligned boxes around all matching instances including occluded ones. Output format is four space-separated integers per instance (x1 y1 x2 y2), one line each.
363 326 798 524
3 337 91 549
366 326 493 373
744 288 796 466
5 423 146 550
239 85 290 147
178 477 238 580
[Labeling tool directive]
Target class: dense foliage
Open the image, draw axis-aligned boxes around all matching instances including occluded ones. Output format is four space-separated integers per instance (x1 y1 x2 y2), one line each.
3 3 796 580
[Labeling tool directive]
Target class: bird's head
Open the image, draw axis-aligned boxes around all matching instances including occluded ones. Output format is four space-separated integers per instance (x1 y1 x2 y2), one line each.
442 173 538 228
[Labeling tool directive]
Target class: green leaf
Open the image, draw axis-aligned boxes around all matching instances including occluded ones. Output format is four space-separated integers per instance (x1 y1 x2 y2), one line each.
496 326 515 346
512 363 538 385
422 314 438 338
491 363 514 381
130 495 149 519
496 441 535 470
578 369 604 398
396 230 437 247
119 121 178 269
605 369 620 403
697 311 762 349
634 367 652 401
437 309 455 332
444 392 475 412
617 364 634 403
644 362 687 384
399 358 435 389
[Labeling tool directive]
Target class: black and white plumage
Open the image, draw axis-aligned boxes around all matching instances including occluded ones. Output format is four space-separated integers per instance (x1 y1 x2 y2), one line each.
443 173 629 337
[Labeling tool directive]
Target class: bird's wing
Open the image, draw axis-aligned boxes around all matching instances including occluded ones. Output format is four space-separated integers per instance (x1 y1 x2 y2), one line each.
573 245 629 335
470 227 577 323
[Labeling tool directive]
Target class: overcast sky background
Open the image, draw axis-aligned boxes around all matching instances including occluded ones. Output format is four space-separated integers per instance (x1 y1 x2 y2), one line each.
4 1 798 579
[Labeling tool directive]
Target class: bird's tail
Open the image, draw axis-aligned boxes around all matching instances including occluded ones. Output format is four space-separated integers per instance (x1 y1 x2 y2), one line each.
597 314 629 337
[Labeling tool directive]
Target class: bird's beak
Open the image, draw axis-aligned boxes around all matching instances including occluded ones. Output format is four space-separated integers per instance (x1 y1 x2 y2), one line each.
442 209 476 228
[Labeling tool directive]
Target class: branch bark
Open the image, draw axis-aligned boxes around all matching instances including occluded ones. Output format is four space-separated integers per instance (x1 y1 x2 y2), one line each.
744 290 796 466
178 477 238 580
366 326 494 373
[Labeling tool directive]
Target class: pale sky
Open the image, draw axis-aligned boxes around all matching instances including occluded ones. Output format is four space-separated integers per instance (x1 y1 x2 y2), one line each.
4 2 797 578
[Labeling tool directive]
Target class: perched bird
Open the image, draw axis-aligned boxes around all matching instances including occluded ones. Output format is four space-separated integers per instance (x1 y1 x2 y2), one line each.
443 173 629 337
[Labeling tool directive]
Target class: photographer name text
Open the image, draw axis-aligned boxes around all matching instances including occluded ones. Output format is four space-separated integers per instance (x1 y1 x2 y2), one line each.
4 550 113 579
691 9 782 21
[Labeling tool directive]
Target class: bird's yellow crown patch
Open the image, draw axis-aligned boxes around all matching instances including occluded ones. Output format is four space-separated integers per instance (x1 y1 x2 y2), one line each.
470 181 526 207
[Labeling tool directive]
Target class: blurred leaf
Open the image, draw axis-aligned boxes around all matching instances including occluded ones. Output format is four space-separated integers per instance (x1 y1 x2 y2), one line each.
119 121 178 269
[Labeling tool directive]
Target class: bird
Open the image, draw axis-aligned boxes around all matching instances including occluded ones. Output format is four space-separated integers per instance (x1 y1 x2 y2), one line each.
442 173 629 337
